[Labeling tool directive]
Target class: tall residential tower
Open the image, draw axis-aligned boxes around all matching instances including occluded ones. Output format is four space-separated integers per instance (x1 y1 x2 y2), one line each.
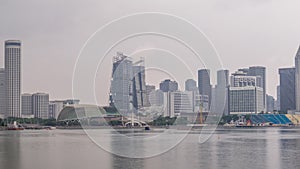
5 40 21 118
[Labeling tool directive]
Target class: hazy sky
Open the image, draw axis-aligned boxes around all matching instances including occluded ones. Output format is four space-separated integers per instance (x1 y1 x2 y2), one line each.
1 0 300 105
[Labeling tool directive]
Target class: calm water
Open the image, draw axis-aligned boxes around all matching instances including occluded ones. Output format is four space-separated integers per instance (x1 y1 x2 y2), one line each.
0 128 300 169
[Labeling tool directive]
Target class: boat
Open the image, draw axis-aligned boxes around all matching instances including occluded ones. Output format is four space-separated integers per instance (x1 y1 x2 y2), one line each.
43 126 56 130
7 121 25 130
144 126 150 131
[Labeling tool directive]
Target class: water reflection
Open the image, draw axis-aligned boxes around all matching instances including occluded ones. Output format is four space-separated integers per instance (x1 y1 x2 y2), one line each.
0 131 21 169
0 128 300 169
279 129 300 169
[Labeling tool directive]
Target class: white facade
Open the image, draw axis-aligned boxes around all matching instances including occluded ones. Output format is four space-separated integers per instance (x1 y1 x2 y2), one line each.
32 93 49 119
163 91 208 117
231 75 262 88
229 86 264 114
21 93 33 115
5 40 21 118
0 69 5 116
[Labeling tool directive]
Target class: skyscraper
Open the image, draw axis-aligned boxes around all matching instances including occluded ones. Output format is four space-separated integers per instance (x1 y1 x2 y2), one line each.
248 66 266 110
198 69 212 107
32 93 49 119
5 40 21 118
229 69 264 114
266 94 275 113
159 79 178 92
145 85 155 106
215 70 229 115
229 86 264 114
132 63 147 109
109 52 133 115
276 85 280 111
279 68 296 112
0 68 5 117
185 79 197 91
295 46 300 111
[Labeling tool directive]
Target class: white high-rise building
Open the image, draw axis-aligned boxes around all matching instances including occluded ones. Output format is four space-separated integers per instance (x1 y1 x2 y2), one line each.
0 68 5 117
229 86 264 114
5 40 21 118
295 46 300 112
32 93 49 119
229 70 265 114
163 91 193 117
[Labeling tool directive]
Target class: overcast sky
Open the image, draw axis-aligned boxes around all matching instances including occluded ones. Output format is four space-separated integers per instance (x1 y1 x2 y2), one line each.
1 0 300 105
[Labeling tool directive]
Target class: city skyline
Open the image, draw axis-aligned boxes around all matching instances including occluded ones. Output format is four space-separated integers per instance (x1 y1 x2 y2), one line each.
1 1 300 103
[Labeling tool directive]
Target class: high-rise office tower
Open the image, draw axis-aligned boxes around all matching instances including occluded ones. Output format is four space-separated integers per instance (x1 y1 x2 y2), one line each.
215 70 229 115
229 69 264 114
266 94 275 113
276 85 280 111
32 93 49 119
109 52 148 114
198 69 212 107
159 79 178 92
295 46 300 111
279 68 296 112
145 85 155 106
229 86 264 114
109 52 133 115
248 66 266 110
185 79 197 91
132 63 147 109
5 40 21 118
0 68 5 116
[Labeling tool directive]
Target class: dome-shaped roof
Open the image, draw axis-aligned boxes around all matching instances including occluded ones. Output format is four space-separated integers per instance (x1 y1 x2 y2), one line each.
57 104 106 121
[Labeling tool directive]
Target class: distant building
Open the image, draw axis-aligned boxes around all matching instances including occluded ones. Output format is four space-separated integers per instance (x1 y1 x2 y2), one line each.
149 89 164 106
236 66 266 110
5 40 22 118
266 95 275 113
275 85 280 111
109 52 133 115
32 93 49 119
295 46 300 111
21 93 33 116
109 52 147 114
163 91 193 117
215 70 229 115
229 86 264 114
211 87 216 113
132 64 147 109
163 91 208 117
145 85 156 106
230 73 262 87
185 79 197 91
279 68 296 112
0 68 5 116
159 79 178 92
63 99 80 106
248 66 266 110
229 69 264 114
198 69 212 107
48 100 64 119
